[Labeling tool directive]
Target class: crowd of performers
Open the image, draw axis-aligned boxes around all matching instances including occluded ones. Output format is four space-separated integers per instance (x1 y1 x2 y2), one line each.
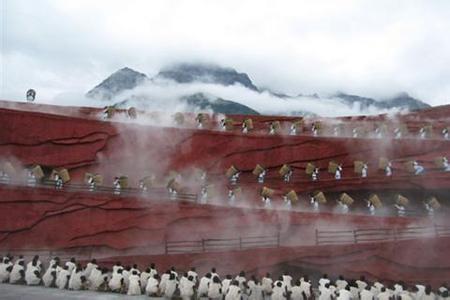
0 254 448 300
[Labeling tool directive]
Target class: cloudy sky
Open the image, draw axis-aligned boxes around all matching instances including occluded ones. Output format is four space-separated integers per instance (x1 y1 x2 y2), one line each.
1 0 450 106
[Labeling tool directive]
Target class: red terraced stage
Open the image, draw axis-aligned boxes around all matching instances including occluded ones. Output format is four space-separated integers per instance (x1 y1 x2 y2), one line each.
0 99 450 286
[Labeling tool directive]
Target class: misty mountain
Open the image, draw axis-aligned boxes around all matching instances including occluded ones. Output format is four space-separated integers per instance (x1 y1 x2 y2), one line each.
86 67 148 100
157 63 259 91
183 93 259 115
86 63 431 116
334 92 430 110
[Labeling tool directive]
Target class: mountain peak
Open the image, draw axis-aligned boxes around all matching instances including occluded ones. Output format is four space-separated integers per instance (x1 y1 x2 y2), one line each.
156 63 259 91
86 67 148 100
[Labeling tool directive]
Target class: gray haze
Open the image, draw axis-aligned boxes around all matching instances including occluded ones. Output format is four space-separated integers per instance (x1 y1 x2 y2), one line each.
1 0 450 109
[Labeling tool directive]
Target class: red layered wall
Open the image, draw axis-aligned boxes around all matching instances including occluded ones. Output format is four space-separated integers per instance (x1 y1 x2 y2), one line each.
1 100 450 285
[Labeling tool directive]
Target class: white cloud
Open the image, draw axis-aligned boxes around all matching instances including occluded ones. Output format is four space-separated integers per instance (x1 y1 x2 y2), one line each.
1 0 450 107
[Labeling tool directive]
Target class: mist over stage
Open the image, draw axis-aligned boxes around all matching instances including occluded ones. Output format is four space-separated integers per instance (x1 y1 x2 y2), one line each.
0 99 449 287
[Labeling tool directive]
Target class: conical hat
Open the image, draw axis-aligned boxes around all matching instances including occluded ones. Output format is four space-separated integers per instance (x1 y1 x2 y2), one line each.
271 121 281 131
232 186 242 195
31 165 44 180
313 191 327 204
261 186 274 197
292 119 304 129
223 118 234 130
396 194 409 206
252 164 265 176
421 125 433 135
104 106 115 118
141 175 156 187
93 174 103 185
173 112 185 125
434 157 446 168
369 194 383 208
305 162 315 175
127 107 137 119
328 161 339 173
85 173 103 184
54 168 70 183
244 118 254 129
279 164 291 176
404 161 416 173
285 190 298 203
167 178 181 191
395 124 408 134
226 165 239 178
312 121 322 130
1 162 16 175
119 176 128 188
339 193 354 206
428 197 440 210
354 161 365 174
378 157 390 170
196 113 208 123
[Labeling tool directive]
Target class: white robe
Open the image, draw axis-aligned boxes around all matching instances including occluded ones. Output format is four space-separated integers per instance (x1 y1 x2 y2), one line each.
222 278 232 294
208 282 223 299
180 278 195 300
235 275 247 292
127 274 142 295
42 266 57 287
291 286 304 300
88 267 102 290
336 280 348 290
355 280 367 291
84 262 97 278
112 265 122 274
198 276 211 296
27 260 43 273
65 261 76 274
261 277 273 294
122 269 130 287
337 289 353 300
68 270 83 290
145 277 159 295
225 285 242 300
300 280 312 298
159 273 170 292
10 264 25 283
319 278 331 289
361 289 374 300
56 269 71 289
140 271 151 290
109 272 124 291
319 287 334 300
187 270 197 283
272 285 287 300
378 291 392 300
25 265 41 285
248 282 263 300
0 262 11 282
164 279 178 298
282 275 293 291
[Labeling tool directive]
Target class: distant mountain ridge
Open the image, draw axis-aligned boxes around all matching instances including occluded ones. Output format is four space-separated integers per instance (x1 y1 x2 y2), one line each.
86 63 431 115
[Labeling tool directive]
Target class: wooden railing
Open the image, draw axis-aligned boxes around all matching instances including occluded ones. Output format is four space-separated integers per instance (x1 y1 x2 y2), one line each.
316 224 450 245
165 233 281 255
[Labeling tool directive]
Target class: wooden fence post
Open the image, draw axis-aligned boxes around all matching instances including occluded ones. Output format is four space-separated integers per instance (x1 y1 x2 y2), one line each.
202 239 205 252
165 238 168 255
353 230 357 244
315 229 319 245
239 237 242 250
277 231 281 247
